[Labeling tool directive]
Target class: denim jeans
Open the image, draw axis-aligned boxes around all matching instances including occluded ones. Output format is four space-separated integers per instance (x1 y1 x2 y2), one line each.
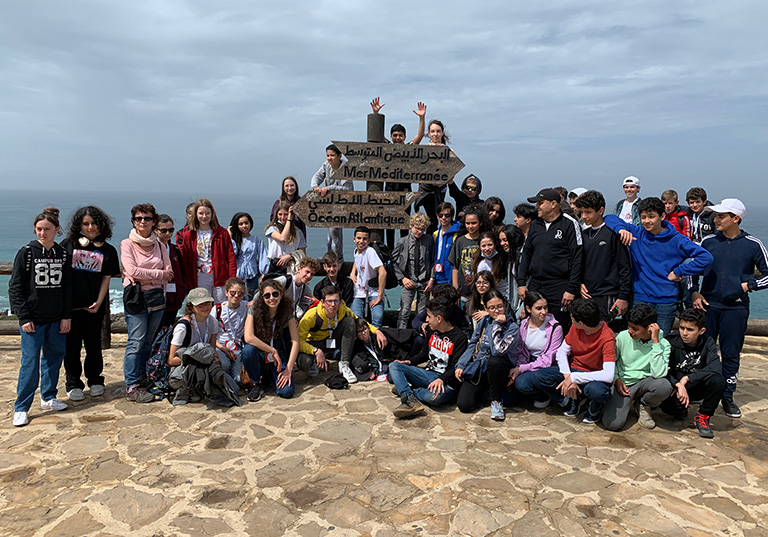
241 343 295 398
123 308 164 388
514 365 611 415
16 321 66 412
388 361 455 405
351 296 384 328
634 300 677 337
398 283 428 329
216 348 244 384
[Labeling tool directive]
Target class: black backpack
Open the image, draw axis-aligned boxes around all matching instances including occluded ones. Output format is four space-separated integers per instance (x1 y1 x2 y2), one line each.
366 241 399 290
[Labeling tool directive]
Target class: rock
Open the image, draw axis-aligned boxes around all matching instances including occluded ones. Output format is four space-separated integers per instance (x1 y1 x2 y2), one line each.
697 464 750 487
171 513 234 536
620 503 687 537
56 435 109 458
507 509 558 537
311 463 372 485
543 472 612 494
242 494 298 537
360 477 418 511
90 485 172 530
449 501 516 537
309 419 373 447
321 497 377 528
43 508 103 537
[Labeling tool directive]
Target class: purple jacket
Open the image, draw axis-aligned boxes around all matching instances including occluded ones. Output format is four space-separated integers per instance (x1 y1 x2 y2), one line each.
516 314 564 373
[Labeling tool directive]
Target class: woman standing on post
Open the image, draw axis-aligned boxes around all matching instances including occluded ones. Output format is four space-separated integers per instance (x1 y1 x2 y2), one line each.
121 203 172 403
62 206 121 402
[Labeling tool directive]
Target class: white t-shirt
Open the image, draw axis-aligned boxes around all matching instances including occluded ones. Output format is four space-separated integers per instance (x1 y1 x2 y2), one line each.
266 225 307 258
620 200 637 223
171 316 219 347
354 246 383 299
524 323 548 358
196 229 213 271
213 301 248 348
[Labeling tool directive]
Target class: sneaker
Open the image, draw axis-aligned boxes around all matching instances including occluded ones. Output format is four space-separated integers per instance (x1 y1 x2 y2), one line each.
393 393 425 419
722 397 741 418
125 387 154 403
491 401 505 421
637 404 656 429
67 388 85 401
41 398 68 411
694 412 715 438
90 385 105 397
582 412 600 424
533 398 551 409
247 385 264 402
563 397 585 417
13 411 29 427
391 385 399 396
172 387 189 406
672 408 689 421
306 363 319 378
339 362 358 384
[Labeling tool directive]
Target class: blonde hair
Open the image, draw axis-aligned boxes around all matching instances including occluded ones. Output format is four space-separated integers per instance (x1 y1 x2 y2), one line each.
661 189 678 203
189 199 220 231
410 212 430 230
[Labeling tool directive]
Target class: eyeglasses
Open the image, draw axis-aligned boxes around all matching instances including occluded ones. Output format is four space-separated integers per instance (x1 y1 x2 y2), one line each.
263 291 281 299
463 186 478 192
356 328 369 334
132 216 154 222
476 280 490 287
157 228 174 234
228 291 245 297
486 304 505 312
324 298 341 305
438 212 452 218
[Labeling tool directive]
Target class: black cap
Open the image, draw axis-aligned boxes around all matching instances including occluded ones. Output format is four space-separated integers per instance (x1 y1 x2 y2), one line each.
527 188 561 203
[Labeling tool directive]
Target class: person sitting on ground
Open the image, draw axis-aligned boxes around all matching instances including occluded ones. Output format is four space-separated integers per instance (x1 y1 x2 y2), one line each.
660 308 726 438
393 212 434 328
411 283 472 348
454 290 519 421
515 299 615 424
212 278 249 385
313 251 354 307
602 305 672 431
259 257 320 321
351 318 416 381
389 297 469 419
465 270 497 328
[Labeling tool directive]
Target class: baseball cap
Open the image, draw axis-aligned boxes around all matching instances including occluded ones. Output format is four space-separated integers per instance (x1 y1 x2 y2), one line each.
623 176 640 187
709 198 746 218
527 188 561 203
187 287 214 305
569 187 588 198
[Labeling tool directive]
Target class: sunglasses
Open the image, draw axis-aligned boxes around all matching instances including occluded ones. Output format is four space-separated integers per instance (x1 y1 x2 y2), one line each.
463 185 478 192
157 228 174 234
438 212 453 218
132 216 154 222
263 291 281 299
228 290 245 297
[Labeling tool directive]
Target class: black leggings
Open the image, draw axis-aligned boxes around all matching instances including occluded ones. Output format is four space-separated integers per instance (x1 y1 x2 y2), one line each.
456 355 513 412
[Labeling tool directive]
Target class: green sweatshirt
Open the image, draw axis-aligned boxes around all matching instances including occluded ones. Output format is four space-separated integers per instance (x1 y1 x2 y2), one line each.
614 330 670 386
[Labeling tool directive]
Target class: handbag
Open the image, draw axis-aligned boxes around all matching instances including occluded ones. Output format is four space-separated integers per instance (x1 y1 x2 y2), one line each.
123 281 144 315
461 320 488 385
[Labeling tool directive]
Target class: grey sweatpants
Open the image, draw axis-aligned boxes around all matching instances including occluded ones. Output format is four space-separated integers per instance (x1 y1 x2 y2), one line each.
602 376 673 431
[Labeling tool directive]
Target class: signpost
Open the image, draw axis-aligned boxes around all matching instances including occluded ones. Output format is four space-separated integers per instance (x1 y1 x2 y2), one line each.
293 190 421 229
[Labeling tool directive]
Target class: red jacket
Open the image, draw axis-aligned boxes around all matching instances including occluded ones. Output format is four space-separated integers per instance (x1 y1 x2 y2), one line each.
178 226 237 289
665 206 691 239
165 242 189 312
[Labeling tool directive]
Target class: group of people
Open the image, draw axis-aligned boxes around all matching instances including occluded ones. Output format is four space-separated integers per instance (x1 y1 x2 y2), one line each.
8 100 767 438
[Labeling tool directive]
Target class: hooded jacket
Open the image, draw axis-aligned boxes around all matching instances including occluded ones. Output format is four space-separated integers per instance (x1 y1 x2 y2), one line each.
665 332 722 385
686 204 715 244
664 205 691 239
516 314 564 373
432 220 462 284
604 215 713 304
448 175 484 216
9 240 72 325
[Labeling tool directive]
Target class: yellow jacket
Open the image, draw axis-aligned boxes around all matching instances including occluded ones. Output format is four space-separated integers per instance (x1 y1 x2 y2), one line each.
298 302 376 355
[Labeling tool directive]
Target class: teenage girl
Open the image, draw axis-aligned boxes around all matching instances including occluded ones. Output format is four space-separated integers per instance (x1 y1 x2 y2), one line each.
228 212 269 299
178 198 237 304
265 200 307 274
499 224 525 313
9 208 72 426
465 270 497 326
417 119 451 233
270 176 307 239
485 197 506 233
63 206 121 402
471 231 509 299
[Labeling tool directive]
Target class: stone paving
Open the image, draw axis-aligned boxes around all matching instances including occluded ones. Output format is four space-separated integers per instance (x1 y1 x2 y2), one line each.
1 334 767 537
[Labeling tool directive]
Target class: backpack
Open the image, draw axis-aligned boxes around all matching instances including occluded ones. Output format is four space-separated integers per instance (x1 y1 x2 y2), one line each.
146 319 191 393
366 241 399 290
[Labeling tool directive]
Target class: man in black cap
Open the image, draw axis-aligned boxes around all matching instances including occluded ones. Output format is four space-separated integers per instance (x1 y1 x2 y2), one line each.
517 188 583 331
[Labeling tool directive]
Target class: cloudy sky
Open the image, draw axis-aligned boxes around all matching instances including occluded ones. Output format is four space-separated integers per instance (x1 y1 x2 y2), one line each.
2 1 766 205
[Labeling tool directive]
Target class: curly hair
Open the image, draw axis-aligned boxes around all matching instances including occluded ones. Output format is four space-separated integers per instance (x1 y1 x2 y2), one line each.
66 206 114 243
251 279 293 343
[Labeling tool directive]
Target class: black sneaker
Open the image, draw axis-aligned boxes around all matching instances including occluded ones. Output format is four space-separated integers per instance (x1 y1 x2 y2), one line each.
563 397 585 417
694 412 714 438
393 394 425 419
247 385 264 402
722 397 741 418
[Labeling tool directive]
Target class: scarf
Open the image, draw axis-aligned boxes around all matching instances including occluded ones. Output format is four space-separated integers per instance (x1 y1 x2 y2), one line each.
129 228 158 248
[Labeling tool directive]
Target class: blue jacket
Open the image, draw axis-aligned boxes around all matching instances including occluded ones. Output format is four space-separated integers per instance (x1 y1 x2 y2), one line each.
692 231 768 309
456 315 520 371
432 221 462 284
604 215 713 304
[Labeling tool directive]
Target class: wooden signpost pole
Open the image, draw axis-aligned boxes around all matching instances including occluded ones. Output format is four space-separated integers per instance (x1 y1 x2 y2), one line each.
366 112 386 243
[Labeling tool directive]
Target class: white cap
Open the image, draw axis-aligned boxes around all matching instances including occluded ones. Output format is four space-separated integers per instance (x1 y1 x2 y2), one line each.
709 198 746 218
623 176 640 187
569 187 588 197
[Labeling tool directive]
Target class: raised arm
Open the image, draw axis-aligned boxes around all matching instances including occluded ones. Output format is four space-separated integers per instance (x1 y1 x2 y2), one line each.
370 97 385 114
411 102 426 145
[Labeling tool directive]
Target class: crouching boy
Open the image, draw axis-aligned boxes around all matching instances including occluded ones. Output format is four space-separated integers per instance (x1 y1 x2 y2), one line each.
389 297 468 418
661 308 726 438
602 305 672 431
516 299 615 423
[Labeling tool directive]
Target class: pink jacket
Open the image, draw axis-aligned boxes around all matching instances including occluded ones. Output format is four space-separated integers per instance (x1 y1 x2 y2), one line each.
516 314 564 373
120 239 171 291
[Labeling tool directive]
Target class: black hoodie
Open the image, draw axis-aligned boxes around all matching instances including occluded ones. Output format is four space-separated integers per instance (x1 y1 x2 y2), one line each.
665 332 722 385
9 240 72 325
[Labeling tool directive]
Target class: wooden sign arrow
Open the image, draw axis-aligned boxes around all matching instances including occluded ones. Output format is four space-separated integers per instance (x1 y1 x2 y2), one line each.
293 190 421 229
330 141 465 185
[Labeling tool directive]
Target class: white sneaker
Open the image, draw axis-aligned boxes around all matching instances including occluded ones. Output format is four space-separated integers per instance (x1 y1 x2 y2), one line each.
41 398 68 411
13 412 29 427
90 385 105 397
339 362 358 384
67 388 85 401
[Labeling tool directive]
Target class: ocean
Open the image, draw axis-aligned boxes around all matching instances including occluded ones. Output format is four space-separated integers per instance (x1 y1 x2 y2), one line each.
3 189 768 318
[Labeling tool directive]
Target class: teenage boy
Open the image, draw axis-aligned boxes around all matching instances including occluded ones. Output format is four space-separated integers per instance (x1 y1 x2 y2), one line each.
661 308 725 438
261 257 320 321
691 198 768 418
433 202 461 286
297 285 382 383
448 206 483 303
661 189 691 239
350 226 387 328
686 187 715 244
604 197 713 335
574 190 632 322
513 203 536 239
389 297 469 418
602 305 672 431
515 299 615 423
613 176 642 225
393 213 435 328
448 174 484 219
311 144 353 261
213 278 249 384
313 251 354 307
517 188 583 331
